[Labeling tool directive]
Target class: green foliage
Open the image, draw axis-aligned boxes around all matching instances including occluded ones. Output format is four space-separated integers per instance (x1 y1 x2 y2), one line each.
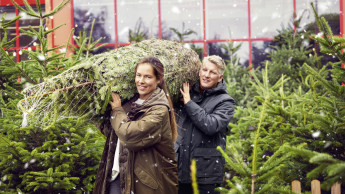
222 41 257 110
1 0 70 86
0 1 105 193
219 3 344 193
170 22 203 58
169 22 197 42
218 64 302 193
0 13 21 49
263 22 322 92
278 4 345 190
190 160 199 194
0 118 104 193
72 18 107 60
128 17 149 43
297 4 345 189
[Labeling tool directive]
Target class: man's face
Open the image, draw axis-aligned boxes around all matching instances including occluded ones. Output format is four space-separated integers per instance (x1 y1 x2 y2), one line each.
199 61 223 90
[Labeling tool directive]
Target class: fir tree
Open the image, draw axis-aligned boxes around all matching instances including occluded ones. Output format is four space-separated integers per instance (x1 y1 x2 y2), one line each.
262 16 322 92
217 64 298 194
0 1 105 193
128 17 149 43
216 4 344 193
284 2 345 190
222 41 257 110
170 22 203 58
71 18 107 61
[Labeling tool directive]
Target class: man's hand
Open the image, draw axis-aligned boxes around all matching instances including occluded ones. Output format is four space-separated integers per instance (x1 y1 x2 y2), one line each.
109 92 122 110
180 82 191 104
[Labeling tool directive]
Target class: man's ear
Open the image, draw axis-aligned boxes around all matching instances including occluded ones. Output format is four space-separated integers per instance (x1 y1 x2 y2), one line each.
218 75 224 82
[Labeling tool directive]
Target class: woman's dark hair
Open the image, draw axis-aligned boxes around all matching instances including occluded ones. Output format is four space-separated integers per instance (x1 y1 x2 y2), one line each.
136 56 177 142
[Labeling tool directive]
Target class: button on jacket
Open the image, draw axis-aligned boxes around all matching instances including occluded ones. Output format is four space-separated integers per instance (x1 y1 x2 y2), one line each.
175 80 235 184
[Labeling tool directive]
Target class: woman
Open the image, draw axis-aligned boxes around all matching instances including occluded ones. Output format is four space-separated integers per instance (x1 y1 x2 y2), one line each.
109 56 178 194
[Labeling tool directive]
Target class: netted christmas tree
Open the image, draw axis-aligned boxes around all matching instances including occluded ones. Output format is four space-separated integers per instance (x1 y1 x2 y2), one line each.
18 38 201 129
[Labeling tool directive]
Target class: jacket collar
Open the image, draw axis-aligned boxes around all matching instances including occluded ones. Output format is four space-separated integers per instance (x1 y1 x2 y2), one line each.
126 88 170 118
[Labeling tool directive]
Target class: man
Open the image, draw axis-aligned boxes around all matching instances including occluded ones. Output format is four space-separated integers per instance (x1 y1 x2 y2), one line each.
175 55 235 194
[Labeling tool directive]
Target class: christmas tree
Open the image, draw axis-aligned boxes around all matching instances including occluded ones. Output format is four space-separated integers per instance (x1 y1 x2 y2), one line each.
0 1 107 193
217 3 344 193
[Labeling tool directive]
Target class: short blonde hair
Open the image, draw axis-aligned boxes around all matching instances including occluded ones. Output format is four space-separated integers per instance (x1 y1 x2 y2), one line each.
202 55 225 75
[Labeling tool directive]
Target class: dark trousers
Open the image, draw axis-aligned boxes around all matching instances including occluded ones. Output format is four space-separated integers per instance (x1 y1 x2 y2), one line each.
178 182 220 194
109 176 121 194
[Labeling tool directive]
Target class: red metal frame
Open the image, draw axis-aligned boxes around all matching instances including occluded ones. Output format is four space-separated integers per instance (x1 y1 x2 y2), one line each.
114 0 118 48
202 0 207 57
15 7 20 62
340 0 345 69
50 0 54 48
0 0 44 6
247 0 252 67
341 0 344 36
70 0 75 52
158 0 162 39
293 0 297 32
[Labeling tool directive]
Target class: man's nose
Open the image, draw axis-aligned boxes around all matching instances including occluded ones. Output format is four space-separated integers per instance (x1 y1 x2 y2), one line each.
205 71 210 77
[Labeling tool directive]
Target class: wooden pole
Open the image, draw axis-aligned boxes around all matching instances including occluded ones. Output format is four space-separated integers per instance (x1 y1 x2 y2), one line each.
291 180 301 193
251 174 256 194
331 182 341 194
311 180 321 194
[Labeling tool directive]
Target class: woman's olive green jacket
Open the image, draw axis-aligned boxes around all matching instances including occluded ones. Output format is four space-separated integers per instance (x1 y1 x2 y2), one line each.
111 88 178 194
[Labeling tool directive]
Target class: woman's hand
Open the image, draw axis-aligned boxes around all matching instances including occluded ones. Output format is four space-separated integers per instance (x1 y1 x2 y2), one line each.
180 82 191 104
109 92 122 109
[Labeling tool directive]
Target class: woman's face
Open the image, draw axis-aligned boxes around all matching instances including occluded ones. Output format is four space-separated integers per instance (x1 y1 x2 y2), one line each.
135 63 160 100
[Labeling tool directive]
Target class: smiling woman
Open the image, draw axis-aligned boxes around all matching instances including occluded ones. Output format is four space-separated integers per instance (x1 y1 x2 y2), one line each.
96 56 178 194
135 62 160 100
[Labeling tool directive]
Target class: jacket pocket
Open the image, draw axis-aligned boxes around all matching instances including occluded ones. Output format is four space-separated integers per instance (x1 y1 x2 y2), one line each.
134 166 158 189
192 148 224 177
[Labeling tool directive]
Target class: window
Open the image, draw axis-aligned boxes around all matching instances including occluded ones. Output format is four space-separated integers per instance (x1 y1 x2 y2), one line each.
297 0 340 34
251 0 293 38
0 0 45 62
161 0 202 41
206 0 248 40
117 0 158 43
73 0 115 44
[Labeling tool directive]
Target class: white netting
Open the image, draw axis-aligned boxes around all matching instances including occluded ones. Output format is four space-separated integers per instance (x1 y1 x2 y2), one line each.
18 39 201 128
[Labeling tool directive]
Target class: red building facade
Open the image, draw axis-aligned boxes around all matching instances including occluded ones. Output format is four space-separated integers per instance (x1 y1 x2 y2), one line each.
1 0 343 66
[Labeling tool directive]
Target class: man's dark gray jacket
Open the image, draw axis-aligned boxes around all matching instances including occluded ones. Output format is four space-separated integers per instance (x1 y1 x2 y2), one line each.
174 80 235 184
